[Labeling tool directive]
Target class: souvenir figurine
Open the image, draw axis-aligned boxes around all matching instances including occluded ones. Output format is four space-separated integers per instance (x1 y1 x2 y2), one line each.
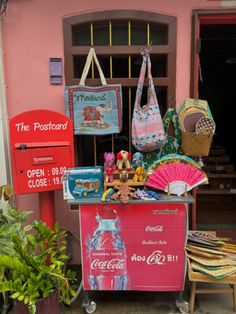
133 166 146 183
110 184 139 204
101 188 115 202
104 166 115 183
104 152 116 183
116 150 132 172
104 152 115 169
131 152 144 170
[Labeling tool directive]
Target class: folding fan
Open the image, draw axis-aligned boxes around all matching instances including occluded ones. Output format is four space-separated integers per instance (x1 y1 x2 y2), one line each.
147 153 203 175
146 155 208 196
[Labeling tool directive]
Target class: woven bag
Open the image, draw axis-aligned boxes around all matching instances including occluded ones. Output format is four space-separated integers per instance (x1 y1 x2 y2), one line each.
181 132 213 156
131 49 166 152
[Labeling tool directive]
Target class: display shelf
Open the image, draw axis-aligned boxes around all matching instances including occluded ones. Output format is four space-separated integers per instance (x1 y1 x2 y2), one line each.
104 170 146 190
67 193 195 205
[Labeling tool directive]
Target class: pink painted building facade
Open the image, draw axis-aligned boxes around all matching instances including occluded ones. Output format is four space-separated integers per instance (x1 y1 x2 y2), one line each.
1 0 236 261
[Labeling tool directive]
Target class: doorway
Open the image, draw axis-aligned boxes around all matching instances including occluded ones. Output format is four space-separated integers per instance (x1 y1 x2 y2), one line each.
199 23 236 165
191 11 236 233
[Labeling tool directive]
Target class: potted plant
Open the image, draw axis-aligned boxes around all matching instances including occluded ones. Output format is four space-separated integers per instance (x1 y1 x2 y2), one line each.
0 200 77 314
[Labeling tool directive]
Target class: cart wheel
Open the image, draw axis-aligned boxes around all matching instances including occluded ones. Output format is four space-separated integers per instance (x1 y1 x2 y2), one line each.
85 301 97 314
176 300 189 313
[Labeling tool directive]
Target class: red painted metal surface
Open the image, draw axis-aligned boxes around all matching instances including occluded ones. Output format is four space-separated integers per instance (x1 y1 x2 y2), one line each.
10 110 74 195
39 191 55 229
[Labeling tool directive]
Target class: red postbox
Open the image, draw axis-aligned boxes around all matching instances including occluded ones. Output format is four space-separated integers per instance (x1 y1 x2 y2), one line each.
10 110 74 195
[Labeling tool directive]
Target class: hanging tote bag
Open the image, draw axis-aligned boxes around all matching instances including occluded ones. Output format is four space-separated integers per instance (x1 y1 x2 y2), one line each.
65 48 122 135
132 50 166 152
144 108 182 171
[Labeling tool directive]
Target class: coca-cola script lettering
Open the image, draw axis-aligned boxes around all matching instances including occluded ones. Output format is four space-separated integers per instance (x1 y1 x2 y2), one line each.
145 225 164 232
91 258 126 270
146 250 165 265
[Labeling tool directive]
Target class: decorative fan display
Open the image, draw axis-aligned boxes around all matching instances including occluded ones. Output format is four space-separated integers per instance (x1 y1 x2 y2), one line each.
146 154 208 196
147 153 203 175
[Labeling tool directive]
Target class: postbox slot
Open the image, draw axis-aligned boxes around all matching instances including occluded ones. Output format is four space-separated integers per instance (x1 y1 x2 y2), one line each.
14 141 70 149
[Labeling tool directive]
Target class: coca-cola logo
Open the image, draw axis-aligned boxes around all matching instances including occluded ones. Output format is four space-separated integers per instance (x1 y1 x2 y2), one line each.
146 250 165 265
145 225 164 232
91 258 125 270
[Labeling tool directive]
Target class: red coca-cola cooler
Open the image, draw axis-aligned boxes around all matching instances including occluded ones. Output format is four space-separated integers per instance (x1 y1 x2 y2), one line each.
79 201 188 292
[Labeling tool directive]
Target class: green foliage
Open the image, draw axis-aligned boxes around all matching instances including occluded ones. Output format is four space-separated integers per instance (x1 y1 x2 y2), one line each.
0 184 12 202
0 204 77 313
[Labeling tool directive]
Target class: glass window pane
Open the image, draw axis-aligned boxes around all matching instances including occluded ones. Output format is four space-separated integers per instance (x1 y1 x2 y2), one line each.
150 24 168 45
77 136 95 166
73 56 110 79
72 24 91 46
131 55 167 77
112 56 129 78
93 23 109 46
155 86 167 117
73 56 90 79
112 22 128 45
131 22 147 45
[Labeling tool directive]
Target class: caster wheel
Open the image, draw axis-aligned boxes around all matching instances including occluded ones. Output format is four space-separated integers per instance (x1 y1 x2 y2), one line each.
85 301 97 314
176 300 189 313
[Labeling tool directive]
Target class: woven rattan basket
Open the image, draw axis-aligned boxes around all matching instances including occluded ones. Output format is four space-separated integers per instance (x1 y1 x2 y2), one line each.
181 132 213 156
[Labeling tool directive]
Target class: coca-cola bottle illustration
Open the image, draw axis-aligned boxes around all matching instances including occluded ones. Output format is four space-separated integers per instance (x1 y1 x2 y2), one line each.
88 209 128 290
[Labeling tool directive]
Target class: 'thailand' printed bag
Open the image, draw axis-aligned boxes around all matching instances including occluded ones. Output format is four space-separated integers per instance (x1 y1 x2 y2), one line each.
65 48 122 135
132 50 166 152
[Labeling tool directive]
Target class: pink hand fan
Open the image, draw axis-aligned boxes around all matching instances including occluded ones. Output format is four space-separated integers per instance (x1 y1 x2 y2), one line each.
146 161 208 196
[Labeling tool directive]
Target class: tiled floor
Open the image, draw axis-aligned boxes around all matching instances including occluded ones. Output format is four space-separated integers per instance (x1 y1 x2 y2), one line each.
5 287 235 314
60 283 236 314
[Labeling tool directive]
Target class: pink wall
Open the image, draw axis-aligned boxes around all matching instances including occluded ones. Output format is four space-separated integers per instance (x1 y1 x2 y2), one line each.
2 0 234 262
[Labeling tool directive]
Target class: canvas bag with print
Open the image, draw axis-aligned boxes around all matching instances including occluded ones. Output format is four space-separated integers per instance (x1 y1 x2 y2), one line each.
65 48 122 135
132 50 166 152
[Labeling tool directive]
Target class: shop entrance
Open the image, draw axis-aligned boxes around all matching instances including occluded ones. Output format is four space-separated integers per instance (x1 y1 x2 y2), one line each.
199 22 236 165
191 11 236 233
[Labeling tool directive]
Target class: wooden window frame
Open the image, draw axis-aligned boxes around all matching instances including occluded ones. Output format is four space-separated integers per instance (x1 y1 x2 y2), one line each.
63 10 177 107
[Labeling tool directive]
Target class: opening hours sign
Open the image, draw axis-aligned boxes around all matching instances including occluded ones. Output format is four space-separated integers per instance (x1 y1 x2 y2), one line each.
10 109 74 194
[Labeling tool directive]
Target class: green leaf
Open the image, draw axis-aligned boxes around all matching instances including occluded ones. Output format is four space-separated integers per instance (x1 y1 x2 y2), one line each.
0 255 31 276
11 292 20 299
23 225 32 232
58 255 68 260
54 223 59 232
29 304 36 314
24 295 29 304
18 294 24 301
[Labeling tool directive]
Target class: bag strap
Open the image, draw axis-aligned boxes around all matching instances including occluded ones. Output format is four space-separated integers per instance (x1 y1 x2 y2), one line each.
80 47 107 86
134 49 158 111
